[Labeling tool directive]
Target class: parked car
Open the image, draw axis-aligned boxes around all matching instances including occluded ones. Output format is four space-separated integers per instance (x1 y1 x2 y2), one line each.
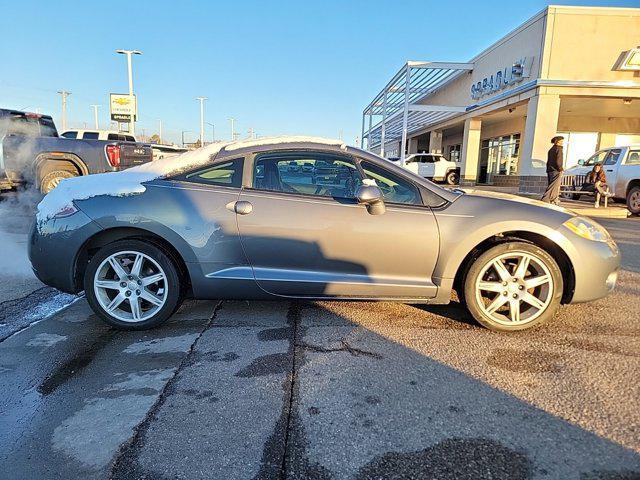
30 137 620 333
0 109 153 193
389 153 459 185
61 129 136 142
563 145 640 214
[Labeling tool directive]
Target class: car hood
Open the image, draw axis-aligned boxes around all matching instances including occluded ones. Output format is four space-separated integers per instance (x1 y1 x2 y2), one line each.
456 188 574 215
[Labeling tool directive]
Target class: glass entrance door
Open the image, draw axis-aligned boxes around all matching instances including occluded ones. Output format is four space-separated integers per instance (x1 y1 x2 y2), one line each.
478 134 520 183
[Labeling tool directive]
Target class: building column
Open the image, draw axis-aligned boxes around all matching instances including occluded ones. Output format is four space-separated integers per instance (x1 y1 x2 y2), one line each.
429 130 443 154
460 118 482 185
518 94 560 192
407 137 419 154
598 133 617 150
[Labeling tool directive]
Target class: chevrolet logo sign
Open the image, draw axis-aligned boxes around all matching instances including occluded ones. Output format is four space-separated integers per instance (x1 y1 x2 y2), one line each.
618 47 640 71
114 98 131 105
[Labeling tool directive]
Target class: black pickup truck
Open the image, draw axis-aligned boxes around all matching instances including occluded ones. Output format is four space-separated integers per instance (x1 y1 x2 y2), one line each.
0 109 153 193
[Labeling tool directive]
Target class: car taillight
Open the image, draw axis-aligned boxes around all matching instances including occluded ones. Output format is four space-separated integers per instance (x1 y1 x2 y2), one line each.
105 144 121 168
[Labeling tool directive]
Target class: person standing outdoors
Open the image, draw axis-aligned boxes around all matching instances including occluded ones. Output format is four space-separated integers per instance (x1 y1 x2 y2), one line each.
541 136 564 204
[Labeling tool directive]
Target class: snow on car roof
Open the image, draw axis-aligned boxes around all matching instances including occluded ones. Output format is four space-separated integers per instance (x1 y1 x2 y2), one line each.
37 136 346 221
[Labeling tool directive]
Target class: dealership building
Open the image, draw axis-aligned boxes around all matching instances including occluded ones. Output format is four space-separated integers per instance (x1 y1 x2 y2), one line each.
362 5 640 192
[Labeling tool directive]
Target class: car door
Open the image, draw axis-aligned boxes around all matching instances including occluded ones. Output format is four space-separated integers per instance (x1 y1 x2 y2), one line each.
618 148 640 198
602 148 622 196
236 150 440 299
420 155 436 178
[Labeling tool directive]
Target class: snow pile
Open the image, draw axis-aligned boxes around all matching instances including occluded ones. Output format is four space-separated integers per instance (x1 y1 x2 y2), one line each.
37 136 345 221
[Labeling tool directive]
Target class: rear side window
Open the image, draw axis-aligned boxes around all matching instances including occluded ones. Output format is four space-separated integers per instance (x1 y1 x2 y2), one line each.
360 161 422 206
627 150 640 165
124 135 135 142
107 133 119 140
62 131 78 139
83 132 100 140
178 158 244 188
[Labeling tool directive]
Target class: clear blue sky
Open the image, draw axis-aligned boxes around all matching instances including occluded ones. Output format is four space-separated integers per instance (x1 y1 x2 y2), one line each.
1 0 637 145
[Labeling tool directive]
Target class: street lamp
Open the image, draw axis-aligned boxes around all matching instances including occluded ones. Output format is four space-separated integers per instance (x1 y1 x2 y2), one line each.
196 97 207 147
115 49 142 135
205 122 215 143
228 117 235 141
90 104 101 129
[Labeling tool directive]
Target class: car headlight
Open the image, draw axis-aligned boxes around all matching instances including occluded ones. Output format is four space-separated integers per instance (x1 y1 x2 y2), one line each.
563 216 612 243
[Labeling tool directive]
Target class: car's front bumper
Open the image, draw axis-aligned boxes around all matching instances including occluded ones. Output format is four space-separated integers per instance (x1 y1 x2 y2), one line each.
561 228 621 304
29 208 102 293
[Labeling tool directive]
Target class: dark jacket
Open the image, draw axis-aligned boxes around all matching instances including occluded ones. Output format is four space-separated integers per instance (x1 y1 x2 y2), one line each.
546 145 564 173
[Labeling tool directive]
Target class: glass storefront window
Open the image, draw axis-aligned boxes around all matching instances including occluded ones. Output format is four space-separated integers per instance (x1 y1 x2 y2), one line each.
478 134 520 183
448 144 461 163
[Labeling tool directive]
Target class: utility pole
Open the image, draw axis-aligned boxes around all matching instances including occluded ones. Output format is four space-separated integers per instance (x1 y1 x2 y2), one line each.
90 104 100 129
181 130 191 147
338 129 343 141
228 117 235 141
57 91 71 131
115 49 142 135
158 119 163 144
206 122 215 143
247 127 256 139
196 97 207 147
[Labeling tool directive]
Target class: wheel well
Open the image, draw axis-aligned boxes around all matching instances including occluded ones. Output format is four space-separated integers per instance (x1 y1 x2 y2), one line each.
626 179 640 197
35 154 88 183
74 227 192 295
453 231 576 304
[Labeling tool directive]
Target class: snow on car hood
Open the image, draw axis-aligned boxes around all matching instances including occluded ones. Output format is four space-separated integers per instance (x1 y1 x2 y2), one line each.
37 135 346 221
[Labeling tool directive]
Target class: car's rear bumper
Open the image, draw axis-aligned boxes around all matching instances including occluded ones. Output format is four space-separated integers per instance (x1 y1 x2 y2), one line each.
29 208 102 293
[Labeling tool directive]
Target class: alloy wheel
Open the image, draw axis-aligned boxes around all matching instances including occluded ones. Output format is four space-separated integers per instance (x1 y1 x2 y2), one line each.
474 251 554 326
629 190 640 212
93 250 168 323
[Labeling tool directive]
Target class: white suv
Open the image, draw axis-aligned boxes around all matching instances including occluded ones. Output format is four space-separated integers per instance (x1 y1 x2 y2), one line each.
389 153 460 185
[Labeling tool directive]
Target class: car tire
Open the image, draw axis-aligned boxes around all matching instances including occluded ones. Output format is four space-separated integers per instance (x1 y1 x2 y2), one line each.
40 169 77 194
445 170 459 185
84 240 182 330
627 186 640 215
463 242 563 332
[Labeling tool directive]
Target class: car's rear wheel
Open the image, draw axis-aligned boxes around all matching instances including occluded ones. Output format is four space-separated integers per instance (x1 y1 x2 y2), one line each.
463 242 563 331
84 240 182 330
627 186 640 215
40 169 77 194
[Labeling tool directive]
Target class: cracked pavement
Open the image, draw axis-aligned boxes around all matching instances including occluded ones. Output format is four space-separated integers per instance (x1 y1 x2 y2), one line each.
0 218 639 479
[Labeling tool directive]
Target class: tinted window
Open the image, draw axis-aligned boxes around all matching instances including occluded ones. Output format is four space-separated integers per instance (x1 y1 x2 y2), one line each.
181 158 244 187
83 132 100 140
39 117 58 137
62 131 78 139
107 133 119 140
253 153 361 199
604 149 622 166
124 135 135 142
360 161 421 206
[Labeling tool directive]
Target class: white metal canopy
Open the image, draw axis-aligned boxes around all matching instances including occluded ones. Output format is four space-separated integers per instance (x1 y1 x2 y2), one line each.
362 61 473 161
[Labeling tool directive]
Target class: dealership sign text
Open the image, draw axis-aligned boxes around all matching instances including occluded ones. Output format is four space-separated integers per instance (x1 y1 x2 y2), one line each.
470 57 533 100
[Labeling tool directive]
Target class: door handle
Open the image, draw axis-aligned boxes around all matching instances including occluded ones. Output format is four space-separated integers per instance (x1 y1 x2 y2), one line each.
232 200 253 215
606 169 613 172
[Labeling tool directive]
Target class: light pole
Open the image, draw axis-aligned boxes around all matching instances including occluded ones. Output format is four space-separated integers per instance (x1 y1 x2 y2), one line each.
228 117 235 141
90 104 100 129
57 91 71 131
205 122 215 143
158 119 163 144
115 49 142 135
196 97 207 147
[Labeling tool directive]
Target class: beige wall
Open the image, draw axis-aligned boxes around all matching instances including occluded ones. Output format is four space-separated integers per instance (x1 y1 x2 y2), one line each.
542 6 640 82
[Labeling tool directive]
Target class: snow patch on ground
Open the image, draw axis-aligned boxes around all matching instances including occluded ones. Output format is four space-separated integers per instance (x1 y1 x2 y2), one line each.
36 136 346 221
26 333 67 348
123 333 199 354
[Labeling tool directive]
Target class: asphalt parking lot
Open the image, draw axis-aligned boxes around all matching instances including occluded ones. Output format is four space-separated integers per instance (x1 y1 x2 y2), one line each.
0 193 639 479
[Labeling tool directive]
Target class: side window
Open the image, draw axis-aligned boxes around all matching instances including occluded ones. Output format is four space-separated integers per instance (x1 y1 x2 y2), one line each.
253 153 361 199
627 151 640 165
124 135 135 142
61 131 77 139
584 151 607 166
360 161 422 206
83 132 99 140
107 133 119 140
604 149 622 166
179 158 244 188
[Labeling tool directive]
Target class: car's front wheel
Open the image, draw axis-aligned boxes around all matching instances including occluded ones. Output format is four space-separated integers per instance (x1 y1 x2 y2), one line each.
445 170 459 185
84 240 182 330
463 242 563 331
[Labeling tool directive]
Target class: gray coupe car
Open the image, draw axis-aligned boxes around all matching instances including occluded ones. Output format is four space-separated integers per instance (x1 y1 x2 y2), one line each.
30 137 620 332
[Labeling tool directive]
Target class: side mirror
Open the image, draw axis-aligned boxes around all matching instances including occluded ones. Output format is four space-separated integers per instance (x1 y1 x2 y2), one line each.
577 159 585 166
356 184 385 215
